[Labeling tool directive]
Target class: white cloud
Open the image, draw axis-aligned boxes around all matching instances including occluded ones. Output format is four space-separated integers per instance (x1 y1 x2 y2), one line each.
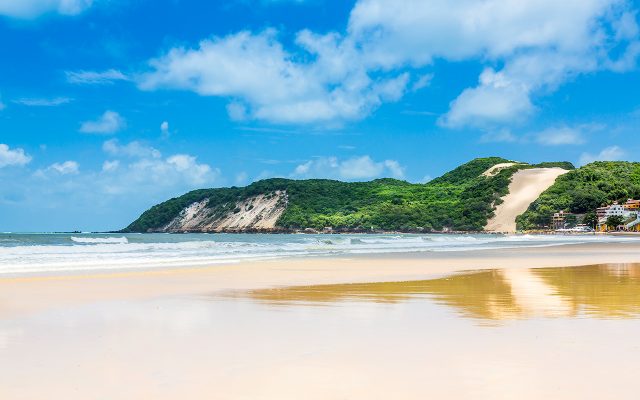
0 0 94 18
80 111 126 134
65 69 130 85
579 146 626 165
292 155 404 180
166 155 213 185
102 139 161 159
411 74 433 91
0 144 32 168
13 97 72 106
439 68 534 128
0 141 222 231
348 0 629 66
47 160 79 175
102 160 120 172
99 140 220 192
0 100 5 110
416 0 640 127
139 30 410 124
160 121 169 137
138 0 638 127
534 126 585 146
103 153 219 194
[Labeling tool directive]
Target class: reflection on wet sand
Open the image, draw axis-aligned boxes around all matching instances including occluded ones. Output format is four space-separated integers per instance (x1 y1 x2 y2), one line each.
242 264 640 320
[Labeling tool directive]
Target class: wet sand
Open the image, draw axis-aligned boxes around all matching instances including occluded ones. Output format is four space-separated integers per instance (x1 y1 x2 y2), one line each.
2 241 640 317
2 242 640 399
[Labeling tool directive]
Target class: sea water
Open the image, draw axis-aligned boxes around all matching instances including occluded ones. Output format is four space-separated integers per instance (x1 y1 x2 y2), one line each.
0 232 636 275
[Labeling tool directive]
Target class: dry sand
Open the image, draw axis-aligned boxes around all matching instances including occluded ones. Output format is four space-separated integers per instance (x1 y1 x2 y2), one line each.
486 167 568 233
481 162 519 177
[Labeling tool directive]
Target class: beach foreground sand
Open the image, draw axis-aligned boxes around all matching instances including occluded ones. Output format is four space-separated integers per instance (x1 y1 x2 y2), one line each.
2 242 640 399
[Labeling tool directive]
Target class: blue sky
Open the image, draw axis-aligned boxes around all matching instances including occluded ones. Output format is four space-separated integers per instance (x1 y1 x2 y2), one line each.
1 0 639 231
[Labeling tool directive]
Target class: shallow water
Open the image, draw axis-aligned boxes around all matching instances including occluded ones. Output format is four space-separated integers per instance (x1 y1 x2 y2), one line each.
0 232 637 274
2 263 640 398
240 264 640 321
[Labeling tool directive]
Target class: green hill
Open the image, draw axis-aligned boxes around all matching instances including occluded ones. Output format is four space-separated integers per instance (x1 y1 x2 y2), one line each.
517 161 640 229
124 157 574 233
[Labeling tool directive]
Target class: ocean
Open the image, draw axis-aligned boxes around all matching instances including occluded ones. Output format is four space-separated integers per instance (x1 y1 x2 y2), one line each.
0 232 636 275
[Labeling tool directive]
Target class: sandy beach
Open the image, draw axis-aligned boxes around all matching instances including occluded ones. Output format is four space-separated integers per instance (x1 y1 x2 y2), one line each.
2 241 640 399
2 241 640 317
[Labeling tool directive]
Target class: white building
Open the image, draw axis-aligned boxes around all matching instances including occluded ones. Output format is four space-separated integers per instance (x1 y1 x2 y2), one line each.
603 203 632 219
597 202 638 230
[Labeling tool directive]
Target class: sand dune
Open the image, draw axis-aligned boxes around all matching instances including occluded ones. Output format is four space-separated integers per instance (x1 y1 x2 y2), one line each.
485 168 568 233
481 162 519 177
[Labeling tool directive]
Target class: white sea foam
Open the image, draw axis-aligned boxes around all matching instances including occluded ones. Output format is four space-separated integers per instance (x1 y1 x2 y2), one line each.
0 233 636 275
71 236 129 244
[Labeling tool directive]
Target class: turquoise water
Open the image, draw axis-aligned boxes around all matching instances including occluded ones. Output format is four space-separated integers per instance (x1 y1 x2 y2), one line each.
0 232 635 275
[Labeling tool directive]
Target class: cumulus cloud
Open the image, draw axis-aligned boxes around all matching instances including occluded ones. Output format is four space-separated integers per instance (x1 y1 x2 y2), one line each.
534 127 586 146
80 111 126 134
579 146 626 165
137 0 639 127
98 141 220 193
47 160 79 175
292 155 404 180
439 68 534 128
0 144 32 168
33 141 219 200
0 0 94 18
2 141 222 231
417 0 640 127
139 30 410 124
65 69 130 85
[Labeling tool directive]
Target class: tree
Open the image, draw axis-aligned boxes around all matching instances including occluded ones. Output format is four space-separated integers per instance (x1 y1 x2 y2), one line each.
569 189 607 213
582 211 598 229
606 215 625 230
565 214 578 227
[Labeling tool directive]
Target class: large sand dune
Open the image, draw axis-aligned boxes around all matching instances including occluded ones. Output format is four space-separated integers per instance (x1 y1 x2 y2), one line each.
485 168 568 233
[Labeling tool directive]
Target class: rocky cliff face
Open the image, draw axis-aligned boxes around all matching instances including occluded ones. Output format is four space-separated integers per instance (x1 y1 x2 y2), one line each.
160 191 287 232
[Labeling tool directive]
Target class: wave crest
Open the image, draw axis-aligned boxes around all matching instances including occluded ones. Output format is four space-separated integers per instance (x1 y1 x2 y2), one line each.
71 236 129 244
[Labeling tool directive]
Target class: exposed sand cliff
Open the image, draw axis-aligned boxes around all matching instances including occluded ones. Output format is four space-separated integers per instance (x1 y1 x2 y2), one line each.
162 191 287 232
485 168 568 233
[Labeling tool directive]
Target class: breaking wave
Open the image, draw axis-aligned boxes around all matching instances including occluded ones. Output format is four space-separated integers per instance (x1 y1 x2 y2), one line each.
71 236 129 244
0 232 636 275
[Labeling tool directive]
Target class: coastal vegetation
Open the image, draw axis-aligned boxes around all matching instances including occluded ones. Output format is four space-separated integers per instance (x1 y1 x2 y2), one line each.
517 161 640 230
127 157 562 233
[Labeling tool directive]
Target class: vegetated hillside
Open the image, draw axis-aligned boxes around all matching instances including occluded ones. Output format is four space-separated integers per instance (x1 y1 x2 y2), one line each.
124 157 573 233
517 161 640 230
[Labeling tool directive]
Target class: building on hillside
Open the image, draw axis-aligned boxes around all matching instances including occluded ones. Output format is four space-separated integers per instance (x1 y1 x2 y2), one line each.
552 211 574 230
603 202 629 218
623 199 640 211
596 201 639 232
596 206 609 221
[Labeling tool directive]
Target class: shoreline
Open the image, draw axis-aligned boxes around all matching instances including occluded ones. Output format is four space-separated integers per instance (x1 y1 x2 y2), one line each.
2 241 640 318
